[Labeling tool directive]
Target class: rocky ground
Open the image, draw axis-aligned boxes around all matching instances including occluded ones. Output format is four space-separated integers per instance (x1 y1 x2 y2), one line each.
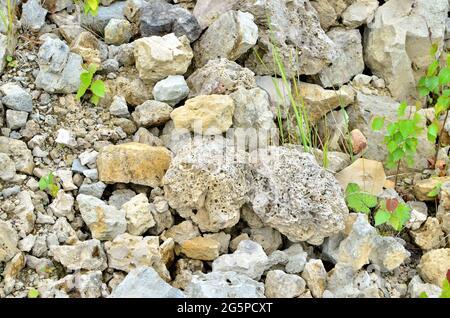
1 0 450 298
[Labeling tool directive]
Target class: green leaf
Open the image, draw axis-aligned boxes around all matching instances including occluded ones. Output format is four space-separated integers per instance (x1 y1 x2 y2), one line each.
375 209 391 226
76 72 92 100
345 183 360 195
392 148 404 162
419 291 429 298
427 121 439 143
425 76 440 93
28 288 40 298
398 120 414 138
48 184 59 198
441 279 450 298
387 140 397 153
430 43 439 57
435 96 450 116
389 203 411 231
427 60 439 77
38 176 49 191
90 94 100 106
90 80 105 97
447 54 450 68
439 68 450 86
345 188 378 214
387 123 398 136
371 117 384 131
427 182 442 197
397 101 408 117
87 0 99 12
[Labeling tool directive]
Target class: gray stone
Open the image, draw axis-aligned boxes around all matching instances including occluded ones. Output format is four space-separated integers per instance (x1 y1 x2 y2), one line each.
20 0 48 32
105 18 133 45
408 275 442 298
78 182 107 198
108 189 137 209
81 1 126 35
110 266 185 298
0 34 7 75
109 96 130 118
139 1 202 42
1 83 33 112
6 110 28 130
249 227 282 255
0 153 15 181
185 271 265 298
193 0 239 29
212 240 268 280
250 146 348 245
342 0 379 28
0 220 19 263
132 100 173 127
152 75 189 106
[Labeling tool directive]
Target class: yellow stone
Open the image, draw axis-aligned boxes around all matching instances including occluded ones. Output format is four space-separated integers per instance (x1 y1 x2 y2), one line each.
97 143 172 187
181 236 220 261
414 177 450 202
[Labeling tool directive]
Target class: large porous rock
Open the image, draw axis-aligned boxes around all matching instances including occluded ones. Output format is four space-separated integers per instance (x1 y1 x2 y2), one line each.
364 0 449 101
50 239 108 271
163 139 252 232
237 0 337 77
170 95 235 135
76 194 126 241
317 28 364 88
0 220 19 263
348 93 434 171
133 34 193 83
0 137 34 174
104 233 170 281
185 271 265 298
97 143 172 187
250 146 348 245
418 248 450 286
35 37 83 94
110 267 185 298
187 58 256 97
138 0 202 42
193 10 258 68
212 240 268 280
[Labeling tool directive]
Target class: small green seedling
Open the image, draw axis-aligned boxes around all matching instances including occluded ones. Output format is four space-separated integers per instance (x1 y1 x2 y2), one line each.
374 198 411 232
74 0 99 16
39 172 59 198
427 182 442 198
420 269 450 298
27 288 40 298
76 64 105 106
345 183 378 214
6 55 16 67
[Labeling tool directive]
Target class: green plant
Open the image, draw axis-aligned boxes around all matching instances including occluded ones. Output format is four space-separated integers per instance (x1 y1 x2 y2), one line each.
76 64 105 106
427 182 442 198
372 102 423 188
73 0 99 16
420 269 450 298
39 172 59 198
27 288 40 298
0 0 16 55
5 55 16 68
417 44 450 161
345 183 378 214
374 198 411 232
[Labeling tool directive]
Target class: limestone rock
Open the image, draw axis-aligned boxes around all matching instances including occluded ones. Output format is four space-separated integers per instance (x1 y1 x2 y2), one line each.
50 239 107 271
105 18 133 45
408 275 443 298
249 227 282 255
122 193 155 236
133 34 193 83
1 83 33 113
70 31 105 66
97 143 172 187
162 220 200 245
418 248 450 286
152 75 189 106
81 1 126 35
193 0 239 29
411 217 445 251
0 153 15 182
181 236 221 261
415 177 450 202
20 0 48 32
170 95 235 135
163 139 252 232
302 259 327 298
0 220 19 263
265 270 306 298
0 137 34 174
194 10 258 68
40 271 103 298
48 191 75 221
251 146 348 245
132 100 173 127
77 194 126 241
342 0 379 28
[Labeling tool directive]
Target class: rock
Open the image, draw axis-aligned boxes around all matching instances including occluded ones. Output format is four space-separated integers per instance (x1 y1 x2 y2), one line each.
110 266 185 298
163 139 252 232
0 153 15 181
249 227 282 255
350 129 367 154
97 143 172 187
193 10 258 68
411 217 445 251
369 236 410 272
418 248 450 286
310 0 338 30
50 239 107 271
342 0 379 28
181 236 221 261
0 137 34 174
335 158 386 196
170 95 235 135
3 252 25 279
1 83 33 112
152 75 189 106
299 83 354 122
6 110 27 130
76 194 126 241
203 232 231 255
109 96 130 118
48 191 75 221
187 58 256 97
415 177 450 202
0 34 6 74
0 220 19 263
265 270 306 298
35 37 83 94
52 217 78 245
133 34 193 83
104 233 170 281
162 220 200 245
138 1 202 42
132 100 173 127
70 31 105 66
406 202 428 231
251 146 348 245
81 1 126 35
284 245 308 274
55 128 77 148
364 0 449 101
78 182 106 198
239 0 337 77
255 75 291 118
349 93 434 171
212 240 268 280
408 275 443 298
122 193 155 236
193 0 239 29
103 69 152 106
185 271 265 298
13 191 36 235
105 19 133 45
317 28 364 88
301 259 327 298
20 0 48 32
41 271 103 298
